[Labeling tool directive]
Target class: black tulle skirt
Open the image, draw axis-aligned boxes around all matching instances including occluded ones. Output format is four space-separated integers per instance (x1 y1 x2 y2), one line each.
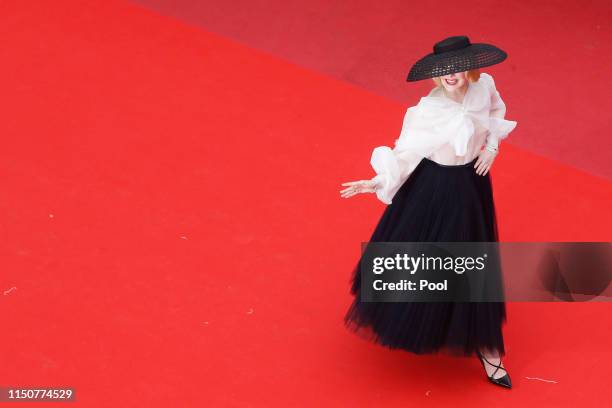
344 157 507 357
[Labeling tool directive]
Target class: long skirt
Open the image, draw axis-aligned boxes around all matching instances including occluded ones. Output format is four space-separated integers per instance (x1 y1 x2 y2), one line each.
344 157 507 357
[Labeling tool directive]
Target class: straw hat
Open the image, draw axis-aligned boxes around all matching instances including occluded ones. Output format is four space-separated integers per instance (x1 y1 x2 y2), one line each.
407 35 508 82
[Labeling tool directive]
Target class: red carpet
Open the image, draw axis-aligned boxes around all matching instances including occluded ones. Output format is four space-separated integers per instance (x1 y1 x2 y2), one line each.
131 0 612 180
0 0 610 406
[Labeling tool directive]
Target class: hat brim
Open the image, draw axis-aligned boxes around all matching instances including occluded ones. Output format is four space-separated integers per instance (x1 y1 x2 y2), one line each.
406 43 507 82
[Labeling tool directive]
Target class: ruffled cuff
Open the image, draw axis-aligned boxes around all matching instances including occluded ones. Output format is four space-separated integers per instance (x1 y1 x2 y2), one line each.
370 146 400 205
488 117 517 142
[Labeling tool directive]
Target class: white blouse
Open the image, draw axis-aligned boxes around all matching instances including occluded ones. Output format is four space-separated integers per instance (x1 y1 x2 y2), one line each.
370 72 517 204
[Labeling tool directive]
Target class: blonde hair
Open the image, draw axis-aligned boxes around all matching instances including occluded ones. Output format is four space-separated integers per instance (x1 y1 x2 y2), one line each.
431 69 481 88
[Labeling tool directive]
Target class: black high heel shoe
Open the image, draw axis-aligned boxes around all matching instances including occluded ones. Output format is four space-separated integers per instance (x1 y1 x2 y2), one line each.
476 351 512 389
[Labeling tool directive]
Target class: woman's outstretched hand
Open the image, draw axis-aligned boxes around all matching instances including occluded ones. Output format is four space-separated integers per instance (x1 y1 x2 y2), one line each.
474 149 498 176
340 179 377 198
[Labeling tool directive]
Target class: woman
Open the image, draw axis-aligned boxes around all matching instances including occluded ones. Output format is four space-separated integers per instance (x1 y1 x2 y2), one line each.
340 36 517 388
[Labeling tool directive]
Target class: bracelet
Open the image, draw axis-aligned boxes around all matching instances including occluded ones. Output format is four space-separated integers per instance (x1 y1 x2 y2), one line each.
485 144 498 153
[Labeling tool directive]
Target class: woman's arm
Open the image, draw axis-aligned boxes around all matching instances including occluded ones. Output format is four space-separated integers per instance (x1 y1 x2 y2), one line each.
368 106 425 204
474 73 518 176
485 76 508 150
369 145 422 204
340 107 423 204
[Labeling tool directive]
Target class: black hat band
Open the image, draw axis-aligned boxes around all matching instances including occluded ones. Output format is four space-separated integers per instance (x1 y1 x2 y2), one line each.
434 36 471 54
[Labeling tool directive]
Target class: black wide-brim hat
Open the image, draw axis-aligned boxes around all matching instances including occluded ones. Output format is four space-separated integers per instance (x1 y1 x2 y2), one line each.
407 35 508 82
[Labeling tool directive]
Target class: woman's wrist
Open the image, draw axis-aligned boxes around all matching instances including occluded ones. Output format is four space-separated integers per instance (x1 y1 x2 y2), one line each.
485 144 499 154
371 174 384 190
485 132 499 151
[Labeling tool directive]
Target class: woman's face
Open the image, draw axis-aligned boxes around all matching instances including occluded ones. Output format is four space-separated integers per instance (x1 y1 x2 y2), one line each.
439 71 468 92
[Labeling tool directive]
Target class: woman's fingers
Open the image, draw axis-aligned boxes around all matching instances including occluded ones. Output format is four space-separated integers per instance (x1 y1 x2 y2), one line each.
340 181 359 197
340 180 376 198
475 160 484 175
476 156 495 176
341 180 362 198
340 188 352 197
341 189 358 198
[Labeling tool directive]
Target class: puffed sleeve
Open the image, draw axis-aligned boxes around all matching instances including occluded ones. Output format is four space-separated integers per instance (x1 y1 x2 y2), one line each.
482 73 517 149
369 107 425 205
